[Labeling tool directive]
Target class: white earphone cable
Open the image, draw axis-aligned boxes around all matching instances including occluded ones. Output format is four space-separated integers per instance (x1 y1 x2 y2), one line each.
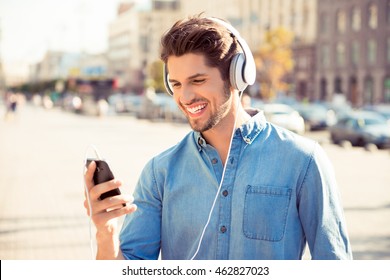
190 91 243 260
83 144 102 260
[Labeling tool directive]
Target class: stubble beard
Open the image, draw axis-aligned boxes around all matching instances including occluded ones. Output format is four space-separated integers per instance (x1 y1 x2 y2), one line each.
187 83 231 133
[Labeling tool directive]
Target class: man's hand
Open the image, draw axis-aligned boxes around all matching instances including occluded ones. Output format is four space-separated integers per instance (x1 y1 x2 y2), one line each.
84 160 137 259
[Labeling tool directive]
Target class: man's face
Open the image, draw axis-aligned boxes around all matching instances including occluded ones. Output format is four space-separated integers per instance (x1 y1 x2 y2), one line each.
167 53 232 132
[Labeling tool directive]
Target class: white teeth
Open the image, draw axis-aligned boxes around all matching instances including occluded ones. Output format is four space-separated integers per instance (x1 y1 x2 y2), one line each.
187 104 206 114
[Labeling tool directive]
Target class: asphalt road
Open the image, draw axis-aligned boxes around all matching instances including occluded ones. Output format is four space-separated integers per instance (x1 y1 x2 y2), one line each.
0 103 389 260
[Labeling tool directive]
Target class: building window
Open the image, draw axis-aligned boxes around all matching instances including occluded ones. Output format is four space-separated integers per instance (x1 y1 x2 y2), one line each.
320 79 327 100
364 77 374 104
384 77 390 103
320 45 330 68
387 38 390 62
368 3 378 29
352 7 361 31
337 10 347 33
349 77 358 105
334 77 343 94
320 12 328 34
298 56 308 70
336 43 346 67
352 41 360 66
387 0 390 25
367 40 377 64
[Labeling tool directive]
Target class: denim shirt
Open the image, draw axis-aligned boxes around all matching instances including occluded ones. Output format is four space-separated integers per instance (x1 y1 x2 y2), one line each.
120 112 352 260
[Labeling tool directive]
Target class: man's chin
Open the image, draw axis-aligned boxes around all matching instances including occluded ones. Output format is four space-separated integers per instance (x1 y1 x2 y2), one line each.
187 118 214 133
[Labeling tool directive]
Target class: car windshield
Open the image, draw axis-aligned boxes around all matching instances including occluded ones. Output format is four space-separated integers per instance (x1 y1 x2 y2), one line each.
263 105 294 115
363 117 386 125
300 105 326 114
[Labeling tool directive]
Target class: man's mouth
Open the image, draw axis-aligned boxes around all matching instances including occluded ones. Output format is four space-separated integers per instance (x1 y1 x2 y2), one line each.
184 103 207 116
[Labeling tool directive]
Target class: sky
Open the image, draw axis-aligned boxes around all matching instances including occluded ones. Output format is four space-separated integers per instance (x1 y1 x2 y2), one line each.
0 0 150 81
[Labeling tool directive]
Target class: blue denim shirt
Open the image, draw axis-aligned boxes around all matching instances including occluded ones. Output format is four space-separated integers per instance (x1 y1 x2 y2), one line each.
120 112 352 260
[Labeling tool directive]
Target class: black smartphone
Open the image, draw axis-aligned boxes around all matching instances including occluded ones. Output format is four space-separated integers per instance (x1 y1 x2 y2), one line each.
86 159 125 206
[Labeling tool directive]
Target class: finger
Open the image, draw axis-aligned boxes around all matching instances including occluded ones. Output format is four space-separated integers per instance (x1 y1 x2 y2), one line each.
84 160 96 191
83 199 90 216
90 179 122 201
92 203 137 226
92 193 133 214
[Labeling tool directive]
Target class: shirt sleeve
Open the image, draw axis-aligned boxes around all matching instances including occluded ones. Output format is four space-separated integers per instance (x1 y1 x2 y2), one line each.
297 143 353 259
119 158 162 260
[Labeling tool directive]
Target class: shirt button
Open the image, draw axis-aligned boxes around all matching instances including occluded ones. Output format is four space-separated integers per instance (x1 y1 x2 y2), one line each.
220 226 227 233
198 138 204 145
222 190 228 197
211 158 218 164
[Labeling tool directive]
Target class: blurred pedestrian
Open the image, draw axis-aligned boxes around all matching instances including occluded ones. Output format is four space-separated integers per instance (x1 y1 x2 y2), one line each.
97 99 109 117
4 91 18 121
84 15 352 260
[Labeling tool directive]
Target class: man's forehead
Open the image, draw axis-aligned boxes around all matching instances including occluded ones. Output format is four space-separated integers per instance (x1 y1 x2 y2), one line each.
167 54 210 80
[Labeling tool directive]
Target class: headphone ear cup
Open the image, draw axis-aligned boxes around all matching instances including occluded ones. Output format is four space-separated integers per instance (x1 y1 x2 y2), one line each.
163 64 174 96
229 53 247 91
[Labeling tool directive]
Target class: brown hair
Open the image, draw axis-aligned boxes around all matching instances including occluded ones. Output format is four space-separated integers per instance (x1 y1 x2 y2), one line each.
160 15 240 83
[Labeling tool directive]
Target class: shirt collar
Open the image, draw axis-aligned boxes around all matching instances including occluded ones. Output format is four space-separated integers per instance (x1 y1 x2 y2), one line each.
238 110 266 144
193 110 266 150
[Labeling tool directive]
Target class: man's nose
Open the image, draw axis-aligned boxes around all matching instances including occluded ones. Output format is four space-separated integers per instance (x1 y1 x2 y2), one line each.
179 85 196 105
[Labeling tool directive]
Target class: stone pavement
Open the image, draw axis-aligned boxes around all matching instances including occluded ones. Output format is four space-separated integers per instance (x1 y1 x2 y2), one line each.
0 103 389 259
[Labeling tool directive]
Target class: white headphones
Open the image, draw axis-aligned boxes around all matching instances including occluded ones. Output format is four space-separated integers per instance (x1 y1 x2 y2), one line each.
163 17 256 95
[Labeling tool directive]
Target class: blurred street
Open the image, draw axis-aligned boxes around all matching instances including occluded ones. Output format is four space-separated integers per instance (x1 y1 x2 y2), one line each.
0 102 389 260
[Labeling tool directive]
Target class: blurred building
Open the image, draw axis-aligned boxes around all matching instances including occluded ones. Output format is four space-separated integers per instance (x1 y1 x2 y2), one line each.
316 0 390 106
107 3 140 92
29 51 81 85
235 0 317 100
107 0 317 96
0 58 5 93
107 1 182 93
79 53 108 78
0 21 5 92
24 0 390 106
29 51 108 89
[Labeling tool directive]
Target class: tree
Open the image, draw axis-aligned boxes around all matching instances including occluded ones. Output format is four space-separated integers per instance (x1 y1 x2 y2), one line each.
255 27 294 100
147 60 165 93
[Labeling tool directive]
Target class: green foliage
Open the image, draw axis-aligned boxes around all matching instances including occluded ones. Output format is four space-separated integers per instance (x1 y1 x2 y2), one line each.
255 27 294 100
147 60 165 93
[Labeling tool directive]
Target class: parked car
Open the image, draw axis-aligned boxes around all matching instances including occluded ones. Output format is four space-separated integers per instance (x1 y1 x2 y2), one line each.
258 103 305 134
294 103 337 131
363 104 390 124
108 93 141 115
330 111 390 149
137 92 185 122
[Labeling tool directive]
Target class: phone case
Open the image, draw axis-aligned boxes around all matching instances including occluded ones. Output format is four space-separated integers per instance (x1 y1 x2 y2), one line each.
86 159 125 205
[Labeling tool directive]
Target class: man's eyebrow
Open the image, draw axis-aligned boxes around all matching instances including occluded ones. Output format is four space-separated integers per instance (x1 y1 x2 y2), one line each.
168 73 207 83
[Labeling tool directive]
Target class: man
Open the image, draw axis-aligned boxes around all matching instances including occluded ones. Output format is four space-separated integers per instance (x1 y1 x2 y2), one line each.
84 15 352 260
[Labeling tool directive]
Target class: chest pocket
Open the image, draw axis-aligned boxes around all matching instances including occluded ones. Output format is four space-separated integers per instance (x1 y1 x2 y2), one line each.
243 185 292 241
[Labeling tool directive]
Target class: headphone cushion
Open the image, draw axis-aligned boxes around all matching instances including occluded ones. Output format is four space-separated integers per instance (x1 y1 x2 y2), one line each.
163 64 174 95
229 53 247 91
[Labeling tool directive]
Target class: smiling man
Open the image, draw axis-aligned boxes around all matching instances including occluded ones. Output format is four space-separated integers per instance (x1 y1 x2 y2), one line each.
84 15 352 260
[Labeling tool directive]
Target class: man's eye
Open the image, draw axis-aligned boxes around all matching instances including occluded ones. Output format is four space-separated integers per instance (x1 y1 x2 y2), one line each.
171 83 180 88
193 79 205 84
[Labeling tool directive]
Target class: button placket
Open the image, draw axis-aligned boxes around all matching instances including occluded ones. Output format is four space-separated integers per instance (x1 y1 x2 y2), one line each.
215 133 242 259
